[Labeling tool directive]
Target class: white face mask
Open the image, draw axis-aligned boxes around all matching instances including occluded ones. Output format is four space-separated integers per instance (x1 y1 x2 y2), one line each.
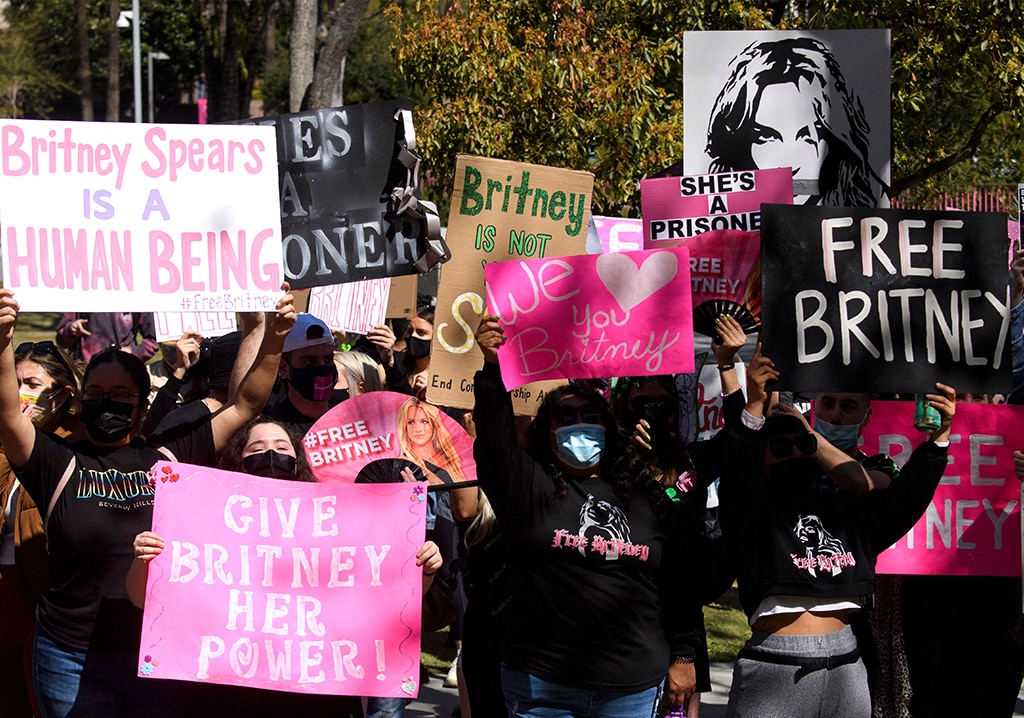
553 424 606 470
813 417 862 451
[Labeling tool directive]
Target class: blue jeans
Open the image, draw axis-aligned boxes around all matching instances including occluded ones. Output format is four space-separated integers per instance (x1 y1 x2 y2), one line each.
365 696 409 718
501 664 661 718
33 624 187 718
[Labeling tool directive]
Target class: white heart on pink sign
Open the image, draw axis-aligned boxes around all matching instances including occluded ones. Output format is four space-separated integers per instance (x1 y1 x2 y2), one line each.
595 251 678 313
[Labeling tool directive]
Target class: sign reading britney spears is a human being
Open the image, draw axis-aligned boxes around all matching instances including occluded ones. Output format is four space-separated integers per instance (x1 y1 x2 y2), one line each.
858 401 1024 576
483 247 694 389
0 120 282 312
138 461 428 698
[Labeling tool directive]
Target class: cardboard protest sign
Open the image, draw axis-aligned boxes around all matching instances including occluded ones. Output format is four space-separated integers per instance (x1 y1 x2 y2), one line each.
761 205 1012 393
139 462 427 697
592 216 643 254
641 168 793 245
386 274 418 319
0 119 282 312
305 391 477 490
232 101 434 289
308 279 390 334
858 402 1024 576
429 155 593 413
683 30 890 207
483 247 694 389
153 312 237 342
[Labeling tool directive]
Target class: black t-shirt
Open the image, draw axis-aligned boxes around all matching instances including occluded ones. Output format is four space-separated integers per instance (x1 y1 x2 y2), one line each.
473 363 699 692
16 425 214 651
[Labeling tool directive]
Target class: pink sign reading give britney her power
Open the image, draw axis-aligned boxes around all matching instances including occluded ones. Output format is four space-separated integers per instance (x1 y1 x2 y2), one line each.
139 461 428 698
484 247 693 390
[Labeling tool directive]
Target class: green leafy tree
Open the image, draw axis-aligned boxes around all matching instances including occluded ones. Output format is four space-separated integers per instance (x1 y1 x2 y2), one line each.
0 3 71 118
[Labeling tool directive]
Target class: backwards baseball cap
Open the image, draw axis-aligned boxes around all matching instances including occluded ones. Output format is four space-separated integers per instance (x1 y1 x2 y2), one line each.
283 313 335 354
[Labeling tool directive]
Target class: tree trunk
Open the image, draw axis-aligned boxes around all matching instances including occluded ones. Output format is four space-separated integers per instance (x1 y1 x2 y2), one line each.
290 0 317 112
106 0 119 121
76 0 94 120
306 0 371 111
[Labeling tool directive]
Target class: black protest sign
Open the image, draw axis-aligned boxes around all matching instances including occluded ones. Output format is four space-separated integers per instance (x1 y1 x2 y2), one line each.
232 100 430 289
761 204 1011 393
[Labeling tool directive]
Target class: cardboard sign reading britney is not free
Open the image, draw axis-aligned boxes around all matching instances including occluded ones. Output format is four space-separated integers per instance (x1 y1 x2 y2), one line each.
428 155 593 414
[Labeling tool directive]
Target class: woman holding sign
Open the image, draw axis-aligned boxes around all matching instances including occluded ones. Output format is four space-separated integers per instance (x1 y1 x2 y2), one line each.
0 286 296 718
472 315 702 718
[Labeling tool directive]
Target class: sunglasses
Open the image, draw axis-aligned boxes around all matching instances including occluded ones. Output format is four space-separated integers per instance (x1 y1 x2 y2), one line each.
16 340 63 359
553 402 604 427
767 434 818 459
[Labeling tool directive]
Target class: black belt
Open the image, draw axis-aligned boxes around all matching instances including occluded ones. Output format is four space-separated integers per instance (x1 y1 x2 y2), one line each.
737 646 860 682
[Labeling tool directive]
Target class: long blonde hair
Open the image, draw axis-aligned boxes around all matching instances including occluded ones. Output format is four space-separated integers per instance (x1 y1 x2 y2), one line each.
397 397 467 484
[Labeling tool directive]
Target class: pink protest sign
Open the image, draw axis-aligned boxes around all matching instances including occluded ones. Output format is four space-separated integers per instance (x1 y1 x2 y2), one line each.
484 247 694 389
308 278 392 335
858 401 1024 576
305 391 477 489
153 311 237 342
672 229 762 339
139 462 428 697
641 168 792 246
592 216 643 254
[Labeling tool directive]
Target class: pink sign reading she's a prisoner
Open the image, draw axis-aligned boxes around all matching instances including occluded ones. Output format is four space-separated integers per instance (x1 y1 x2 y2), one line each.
138 461 428 698
484 247 693 390
858 401 1024 576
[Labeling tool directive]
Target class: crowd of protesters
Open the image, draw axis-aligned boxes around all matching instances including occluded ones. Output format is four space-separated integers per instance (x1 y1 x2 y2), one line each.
0 248 1022 718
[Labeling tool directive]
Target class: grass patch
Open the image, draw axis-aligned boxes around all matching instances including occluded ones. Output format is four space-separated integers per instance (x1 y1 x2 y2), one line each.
421 627 457 675
704 584 751 662
13 312 62 348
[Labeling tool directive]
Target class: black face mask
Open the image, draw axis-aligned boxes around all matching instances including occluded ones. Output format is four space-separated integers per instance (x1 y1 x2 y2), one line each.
406 336 431 359
241 450 298 480
288 363 338 402
331 388 350 405
81 398 135 443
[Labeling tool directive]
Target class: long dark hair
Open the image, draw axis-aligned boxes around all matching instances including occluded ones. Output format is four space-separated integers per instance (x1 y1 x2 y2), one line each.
83 349 150 404
524 383 659 509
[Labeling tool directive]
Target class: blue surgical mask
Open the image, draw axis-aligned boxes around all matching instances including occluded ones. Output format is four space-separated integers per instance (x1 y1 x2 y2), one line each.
553 423 605 470
814 417 862 452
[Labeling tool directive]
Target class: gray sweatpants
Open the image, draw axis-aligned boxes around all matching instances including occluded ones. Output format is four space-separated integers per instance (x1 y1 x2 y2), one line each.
726 626 871 718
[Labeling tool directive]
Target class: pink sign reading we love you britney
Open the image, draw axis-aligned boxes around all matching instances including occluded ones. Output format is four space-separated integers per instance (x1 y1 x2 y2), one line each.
138 462 428 698
484 247 694 389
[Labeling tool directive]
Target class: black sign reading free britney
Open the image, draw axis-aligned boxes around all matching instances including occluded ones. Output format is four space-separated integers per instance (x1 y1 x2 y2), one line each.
760 204 1012 393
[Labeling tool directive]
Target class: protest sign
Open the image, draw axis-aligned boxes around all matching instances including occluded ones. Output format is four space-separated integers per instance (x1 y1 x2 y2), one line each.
308 279 391 334
153 312 237 342
641 168 793 245
138 462 427 697
761 204 1012 393
429 155 593 413
858 401 1024 576
305 391 477 489
683 29 890 208
592 216 642 254
484 247 694 389
386 274 418 319
0 119 282 312
232 101 438 289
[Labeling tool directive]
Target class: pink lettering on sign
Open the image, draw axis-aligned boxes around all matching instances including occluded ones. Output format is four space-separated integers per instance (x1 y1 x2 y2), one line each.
484 248 694 390
139 461 427 698
860 401 1024 576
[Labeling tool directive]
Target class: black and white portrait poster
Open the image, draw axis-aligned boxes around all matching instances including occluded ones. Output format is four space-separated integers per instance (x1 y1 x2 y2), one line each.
231 100 432 289
683 30 890 208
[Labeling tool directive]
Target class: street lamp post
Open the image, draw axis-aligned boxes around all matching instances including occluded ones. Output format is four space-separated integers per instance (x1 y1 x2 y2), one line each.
116 1 142 122
147 52 169 123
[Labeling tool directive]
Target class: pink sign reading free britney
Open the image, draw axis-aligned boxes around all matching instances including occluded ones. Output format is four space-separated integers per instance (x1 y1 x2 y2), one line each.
138 462 428 698
484 247 694 389
859 401 1024 576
